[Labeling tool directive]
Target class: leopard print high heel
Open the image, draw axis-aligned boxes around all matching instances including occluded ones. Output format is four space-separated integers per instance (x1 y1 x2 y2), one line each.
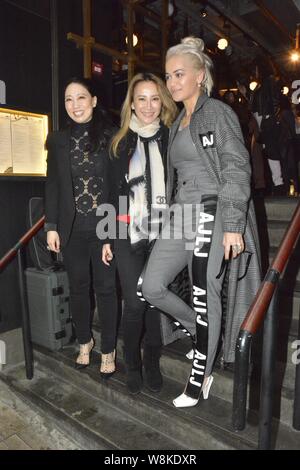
100 350 116 379
75 338 94 370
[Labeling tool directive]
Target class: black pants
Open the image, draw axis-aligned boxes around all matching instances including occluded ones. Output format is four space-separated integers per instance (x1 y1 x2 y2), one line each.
63 228 118 353
114 238 161 362
282 140 300 193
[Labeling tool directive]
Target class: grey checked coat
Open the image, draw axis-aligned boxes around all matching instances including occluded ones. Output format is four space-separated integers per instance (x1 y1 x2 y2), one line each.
163 93 262 362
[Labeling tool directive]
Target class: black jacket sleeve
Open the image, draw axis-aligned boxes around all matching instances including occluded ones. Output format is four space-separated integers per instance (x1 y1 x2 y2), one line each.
44 133 59 232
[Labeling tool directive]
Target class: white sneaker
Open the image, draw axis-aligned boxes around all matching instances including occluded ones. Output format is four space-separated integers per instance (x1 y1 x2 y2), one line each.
173 393 198 408
173 376 214 408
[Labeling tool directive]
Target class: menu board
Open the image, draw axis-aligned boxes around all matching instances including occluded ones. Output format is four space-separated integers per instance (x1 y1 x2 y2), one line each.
0 107 48 176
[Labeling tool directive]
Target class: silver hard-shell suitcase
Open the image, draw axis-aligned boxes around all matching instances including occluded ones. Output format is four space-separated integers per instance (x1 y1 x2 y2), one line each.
25 267 72 350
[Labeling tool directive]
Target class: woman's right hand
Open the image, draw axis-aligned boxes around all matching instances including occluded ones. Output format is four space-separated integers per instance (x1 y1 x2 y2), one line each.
102 243 113 266
47 231 60 253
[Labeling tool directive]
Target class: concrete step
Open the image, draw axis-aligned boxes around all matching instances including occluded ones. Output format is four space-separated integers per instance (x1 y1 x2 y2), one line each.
277 270 300 290
278 289 300 323
0 367 112 450
272 313 299 392
0 378 80 450
251 330 298 402
92 325 298 433
262 199 300 394
264 197 299 222
25 346 300 449
1 350 253 450
255 196 299 257
3 343 300 449
93 308 299 404
163 336 299 430
267 220 291 247
0 360 186 451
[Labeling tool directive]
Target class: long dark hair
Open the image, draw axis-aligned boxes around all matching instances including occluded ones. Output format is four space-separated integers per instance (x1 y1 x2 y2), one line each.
64 77 111 153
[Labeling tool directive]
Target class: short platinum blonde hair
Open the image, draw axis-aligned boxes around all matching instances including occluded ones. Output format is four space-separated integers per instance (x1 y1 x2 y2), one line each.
166 36 214 96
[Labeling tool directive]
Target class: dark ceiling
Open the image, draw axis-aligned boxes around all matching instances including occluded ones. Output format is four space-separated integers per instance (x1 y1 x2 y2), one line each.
3 0 300 90
122 0 300 89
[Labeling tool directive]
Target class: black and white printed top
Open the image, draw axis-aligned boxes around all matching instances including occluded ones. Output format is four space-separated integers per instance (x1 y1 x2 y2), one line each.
70 122 104 229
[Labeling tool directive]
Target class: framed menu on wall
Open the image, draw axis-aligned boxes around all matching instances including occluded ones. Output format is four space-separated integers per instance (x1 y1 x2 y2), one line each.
0 107 49 176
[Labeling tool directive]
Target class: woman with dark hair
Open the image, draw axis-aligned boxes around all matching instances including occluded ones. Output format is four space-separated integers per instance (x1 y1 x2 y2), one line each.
45 77 118 376
102 72 178 394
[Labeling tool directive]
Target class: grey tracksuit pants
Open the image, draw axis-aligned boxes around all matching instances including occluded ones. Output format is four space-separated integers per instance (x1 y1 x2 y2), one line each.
142 188 225 377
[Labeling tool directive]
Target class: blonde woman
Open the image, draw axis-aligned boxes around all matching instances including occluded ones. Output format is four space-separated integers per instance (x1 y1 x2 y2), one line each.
102 73 177 394
142 38 261 407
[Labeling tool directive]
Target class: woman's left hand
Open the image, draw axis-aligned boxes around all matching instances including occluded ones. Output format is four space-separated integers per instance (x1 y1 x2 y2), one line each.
102 243 113 266
223 232 244 260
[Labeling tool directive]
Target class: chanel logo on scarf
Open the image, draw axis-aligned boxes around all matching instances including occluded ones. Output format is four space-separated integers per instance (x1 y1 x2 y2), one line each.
156 195 167 204
199 132 215 148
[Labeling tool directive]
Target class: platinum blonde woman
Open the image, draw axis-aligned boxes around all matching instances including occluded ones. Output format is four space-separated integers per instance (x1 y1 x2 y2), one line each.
142 38 261 407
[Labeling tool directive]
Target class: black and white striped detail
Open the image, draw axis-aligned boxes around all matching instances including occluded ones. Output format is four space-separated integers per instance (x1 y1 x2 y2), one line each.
185 195 217 400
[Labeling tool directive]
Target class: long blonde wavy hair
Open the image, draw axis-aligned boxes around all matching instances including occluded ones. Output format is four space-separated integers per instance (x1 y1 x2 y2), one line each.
111 72 178 157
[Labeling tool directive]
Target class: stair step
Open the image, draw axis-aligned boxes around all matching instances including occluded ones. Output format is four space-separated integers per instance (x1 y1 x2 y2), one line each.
278 290 300 323
264 197 299 222
0 361 186 451
36 348 256 450
163 334 300 428
0 373 110 450
275 320 299 391
92 331 300 433
0 378 80 450
260 198 300 395
1 351 252 450
2 344 300 449
267 220 291 247
255 197 299 266
3 197 296 450
269 244 300 286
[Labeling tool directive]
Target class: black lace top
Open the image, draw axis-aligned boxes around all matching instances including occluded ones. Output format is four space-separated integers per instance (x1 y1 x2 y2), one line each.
70 122 104 229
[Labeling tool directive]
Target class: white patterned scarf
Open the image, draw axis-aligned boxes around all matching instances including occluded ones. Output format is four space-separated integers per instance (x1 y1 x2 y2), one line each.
128 113 167 250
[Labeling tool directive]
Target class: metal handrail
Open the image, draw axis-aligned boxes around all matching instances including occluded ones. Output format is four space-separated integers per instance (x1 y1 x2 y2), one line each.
0 215 45 379
233 201 300 448
0 216 45 271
